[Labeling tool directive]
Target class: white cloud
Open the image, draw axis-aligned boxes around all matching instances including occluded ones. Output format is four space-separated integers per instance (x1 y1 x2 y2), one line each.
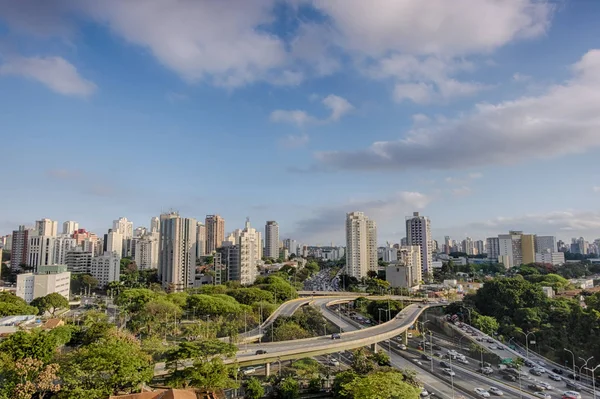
280 133 309 149
315 50 600 172
292 191 432 243
513 72 532 82
469 172 483 179
593 186 600 193
270 110 314 126
270 94 353 126
0 56 96 97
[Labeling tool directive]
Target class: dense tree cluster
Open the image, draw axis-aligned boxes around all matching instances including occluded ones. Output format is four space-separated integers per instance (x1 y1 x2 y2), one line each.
0 292 38 317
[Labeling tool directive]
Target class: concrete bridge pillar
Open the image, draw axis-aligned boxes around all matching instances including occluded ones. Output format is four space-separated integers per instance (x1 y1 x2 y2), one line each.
265 363 270 377
371 343 379 353
402 330 408 345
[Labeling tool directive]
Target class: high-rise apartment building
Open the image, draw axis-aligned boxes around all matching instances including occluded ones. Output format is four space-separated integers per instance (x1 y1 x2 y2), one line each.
91 251 121 287
112 217 133 239
386 245 422 287
151 216 160 233
345 211 378 279
35 219 58 237
406 212 433 278
444 236 451 254
65 248 93 273
498 231 523 268
196 222 206 258
104 230 123 259
283 239 298 256
134 232 159 270
486 237 500 260
462 237 474 255
10 226 30 270
27 235 55 270
52 235 77 265
521 234 536 264
264 221 279 259
474 240 485 255
159 213 197 291
217 242 239 282
62 221 79 235
205 215 225 254
237 219 261 285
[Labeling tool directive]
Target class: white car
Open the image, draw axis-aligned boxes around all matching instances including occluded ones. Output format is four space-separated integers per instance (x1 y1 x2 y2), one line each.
563 391 581 399
398 344 407 350
548 374 562 382
243 367 258 375
457 357 469 364
538 382 553 390
475 388 490 398
442 368 456 376
413 359 423 366
533 392 551 399
489 387 504 396
330 359 340 367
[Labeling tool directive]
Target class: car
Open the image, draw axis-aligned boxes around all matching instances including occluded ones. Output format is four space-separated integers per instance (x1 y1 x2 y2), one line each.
496 346 504 351
457 358 469 365
442 367 456 376
413 359 423 366
525 360 535 367
242 366 258 375
421 354 432 361
489 345 497 350
549 374 562 381
255 349 267 355
480 362 492 368
398 343 407 350
418 345 424 351
533 392 551 399
536 367 547 374
530 369 543 376
553 368 564 375
433 344 442 350
529 384 546 391
565 381 582 390
407 333 413 338
440 361 450 368
420 389 430 398
476 337 483 341
486 338 495 343
538 382 553 390
331 333 341 340
562 391 582 399
434 352 443 357
330 359 340 367
503 375 517 382
489 387 504 396
567 373 580 381
475 388 491 398
479 367 494 375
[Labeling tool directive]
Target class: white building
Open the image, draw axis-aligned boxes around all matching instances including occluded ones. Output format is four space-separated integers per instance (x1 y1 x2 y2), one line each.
397 245 422 284
237 219 261 285
498 231 523 268
52 235 77 265
535 252 565 266
27 235 55 270
112 217 133 239
283 239 298 256
151 216 160 233
158 213 197 291
16 265 70 303
196 222 206 258
264 221 280 259
541 286 554 298
406 212 433 278
486 237 500 260
35 219 58 237
105 230 123 259
345 212 377 279
62 221 79 235
379 245 398 263
474 240 485 255
462 237 474 255
91 251 121 287
134 232 159 270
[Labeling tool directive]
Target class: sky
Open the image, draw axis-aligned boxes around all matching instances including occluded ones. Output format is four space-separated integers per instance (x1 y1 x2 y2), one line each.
1 0 600 246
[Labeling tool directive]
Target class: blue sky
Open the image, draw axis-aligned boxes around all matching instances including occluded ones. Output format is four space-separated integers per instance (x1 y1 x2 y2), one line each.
1 0 600 246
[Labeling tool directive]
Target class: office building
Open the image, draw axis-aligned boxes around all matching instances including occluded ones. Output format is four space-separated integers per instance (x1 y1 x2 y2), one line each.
104 230 123 259
406 212 433 278
65 248 93 273
283 239 298 256
474 240 485 255
536 236 556 254
16 264 70 303
62 221 79 235
196 222 206 258
535 252 565 266
264 221 279 259
133 232 159 270
217 242 239 282
521 234 536 264
237 218 261 285
486 237 500 260
27 235 55 270
158 213 197 291
345 211 378 279
91 251 121 287
35 219 58 237
205 215 225 254
10 226 31 270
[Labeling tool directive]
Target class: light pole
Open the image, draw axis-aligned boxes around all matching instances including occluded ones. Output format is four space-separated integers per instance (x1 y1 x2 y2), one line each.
458 335 468 352
580 356 594 380
460 306 472 326
517 331 536 359
449 350 455 399
565 348 576 376
585 364 600 399
419 320 430 349
428 330 434 372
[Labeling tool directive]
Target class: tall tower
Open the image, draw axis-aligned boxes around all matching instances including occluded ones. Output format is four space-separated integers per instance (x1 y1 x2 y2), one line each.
196 222 206 257
62 221 79 235
406 212 432 279
35 219 58 236
10 226 30 270
264 221 279 259
112 217 133 239
345 212 377 279
205 215 225 254
158 212 197 291
150 217 160 233
237 218 261 285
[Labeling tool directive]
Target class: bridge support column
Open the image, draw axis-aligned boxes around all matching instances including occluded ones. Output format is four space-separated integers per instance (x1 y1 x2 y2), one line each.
402 330 408 345
371 343 379 353
265 363 271 376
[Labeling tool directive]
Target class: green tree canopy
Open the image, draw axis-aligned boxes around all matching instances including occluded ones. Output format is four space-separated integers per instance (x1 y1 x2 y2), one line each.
226 287 274 305
472 315 499 335
30 292 69 316
114 288 159 313
276 377 300 399
341 370 420 399
273 321 311 341
255 276 298 302
0 329 63 363
0 292 38 317
245 377 265 399
186 294 248 316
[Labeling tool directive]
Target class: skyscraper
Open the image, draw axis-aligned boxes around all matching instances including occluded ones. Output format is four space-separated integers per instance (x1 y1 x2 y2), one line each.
264 221 279 259
205 215 225 254
283 238 298 256
345 211 377 279
237 218 261 285
158 212 197 291
406 212 433 278
486 237 500 260
536 236 557 253
112 217 133 239
196 222 206 258
62 221 79 235
35 219 58 237
10 226 30 270
150 216 160 233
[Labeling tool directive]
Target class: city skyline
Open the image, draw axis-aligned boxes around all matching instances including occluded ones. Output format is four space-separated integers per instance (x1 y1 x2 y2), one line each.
2 2 600 245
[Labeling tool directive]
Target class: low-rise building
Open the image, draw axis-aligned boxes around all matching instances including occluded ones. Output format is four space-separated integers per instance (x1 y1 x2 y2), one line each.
535 252 565 266
541 286 554 298
569 278 594 290
15 264 71 303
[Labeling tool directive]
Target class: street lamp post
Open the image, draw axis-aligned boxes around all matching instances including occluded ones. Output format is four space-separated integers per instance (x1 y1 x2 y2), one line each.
449 351 455 399
428 330 434 372
585 364 600 399
517 331 536 359
458 335 468 352
579 356 594 381
565 348 576 377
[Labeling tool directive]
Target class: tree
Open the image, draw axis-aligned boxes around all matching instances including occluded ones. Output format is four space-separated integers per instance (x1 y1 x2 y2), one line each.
0 292 38 316
472 315 499 335
341 370 420 399
255 276 298 302
0 329 64 363
130 298 183 336
0 357 61 399
366 270 378 279
30 293 69 316
273 322 311 341
350 348 374 374
226 287 274 305
186 294 248 316
276 377 299 399
114 288 158 313
332 370 358 398
245 377 264 399
58 330 153 399
370 351 391 366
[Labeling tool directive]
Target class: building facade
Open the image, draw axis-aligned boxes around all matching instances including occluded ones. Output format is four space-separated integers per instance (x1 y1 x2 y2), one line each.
65 248 93 273
10 226 30 270
159 213 197 291
535 236 557 254
16 265 70 303
397 245 422 284
196 222 206 258
35 219 58 237
205 215 225 254
237 219 261 285
90 251 121 287
406 212 433 278
264 221 279 259
345 211 378 279
535 252 565 266
62 221 79 235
